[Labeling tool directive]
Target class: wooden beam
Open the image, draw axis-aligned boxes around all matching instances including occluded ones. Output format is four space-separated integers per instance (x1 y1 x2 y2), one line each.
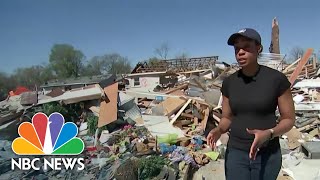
185 109 192 114
181 113 195 119
192 99 210 107
201 108 210 130
170 99 192 124
194 117 199 125
165 84 188 94
305 66 308 78
297 120 320 132
210 82 222 88
138 97 147 103
283 58 300 73
284 64 314 75
289 48 314 85
212 113 221 123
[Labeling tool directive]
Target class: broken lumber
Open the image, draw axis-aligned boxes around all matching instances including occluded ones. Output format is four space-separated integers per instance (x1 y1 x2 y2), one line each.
194 117 199 125
165 84 188 94
212 112 221 123
138 97 147 103
152 97 187 116
181 113 195 119
201 107 210 130
289 48 314 85
298 120 320 132
170 99 192 124
283 58 301 73
308 127 320 137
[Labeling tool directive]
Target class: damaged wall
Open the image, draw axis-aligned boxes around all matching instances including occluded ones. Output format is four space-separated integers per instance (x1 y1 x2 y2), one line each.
127 75 161 92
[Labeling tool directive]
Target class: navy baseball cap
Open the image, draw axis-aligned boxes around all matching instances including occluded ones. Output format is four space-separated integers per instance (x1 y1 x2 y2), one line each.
227 28 261 46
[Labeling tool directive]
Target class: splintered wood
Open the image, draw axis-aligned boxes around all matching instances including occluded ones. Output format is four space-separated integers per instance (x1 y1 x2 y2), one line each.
288 48 314 85
170 99 192 124
201 108 210 130
167 97 216 135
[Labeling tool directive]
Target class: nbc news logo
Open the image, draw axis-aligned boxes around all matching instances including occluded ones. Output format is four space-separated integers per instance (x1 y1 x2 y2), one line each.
11 113 85 171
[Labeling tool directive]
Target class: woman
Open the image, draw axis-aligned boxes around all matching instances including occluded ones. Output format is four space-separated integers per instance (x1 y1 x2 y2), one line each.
207 28 295 180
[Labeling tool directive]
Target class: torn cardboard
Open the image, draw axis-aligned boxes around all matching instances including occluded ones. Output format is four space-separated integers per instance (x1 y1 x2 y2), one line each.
152 97 187 116
284 128 302 150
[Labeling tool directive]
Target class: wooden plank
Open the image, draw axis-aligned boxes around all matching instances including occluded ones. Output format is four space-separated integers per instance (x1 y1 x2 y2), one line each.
165 84 188 94
98 83 118 127
138 97 147 103
170 99 192 124
308 127 320 137
298 120 320 132
283 58 300 73
210 83 222 88
289 48 314 85
284 63 314 75
201 107 210 130
194 117 199 125
194 101 201 114
193 99 210 107
181 113 195 119
305 66 308 78
212 112 221 123
153 97 187 116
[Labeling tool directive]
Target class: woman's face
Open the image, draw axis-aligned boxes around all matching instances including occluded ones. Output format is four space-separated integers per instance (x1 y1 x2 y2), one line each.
233 36 261 67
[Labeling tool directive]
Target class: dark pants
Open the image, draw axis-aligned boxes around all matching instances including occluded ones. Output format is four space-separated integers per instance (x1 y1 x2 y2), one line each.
225 147 282 180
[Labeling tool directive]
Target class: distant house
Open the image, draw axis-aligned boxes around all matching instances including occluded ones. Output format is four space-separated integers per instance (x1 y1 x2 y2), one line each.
40 74 120 92
125 72 178 92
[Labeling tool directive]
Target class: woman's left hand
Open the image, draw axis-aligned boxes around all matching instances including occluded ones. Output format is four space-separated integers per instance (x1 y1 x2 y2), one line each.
246 128 272 160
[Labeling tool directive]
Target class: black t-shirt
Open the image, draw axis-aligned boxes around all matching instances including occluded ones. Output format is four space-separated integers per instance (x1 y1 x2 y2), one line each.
221 65 291 151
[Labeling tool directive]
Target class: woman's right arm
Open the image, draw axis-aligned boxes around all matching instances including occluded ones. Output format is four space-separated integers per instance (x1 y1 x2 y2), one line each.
217 95 233 133
207 95 232 148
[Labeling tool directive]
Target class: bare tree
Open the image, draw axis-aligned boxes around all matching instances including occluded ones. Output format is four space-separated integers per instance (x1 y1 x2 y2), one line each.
289 47 305 62
175 52 188 59
154 42 170 60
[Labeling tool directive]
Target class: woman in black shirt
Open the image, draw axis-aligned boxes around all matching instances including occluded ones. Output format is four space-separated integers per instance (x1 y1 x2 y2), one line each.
207 28 295 180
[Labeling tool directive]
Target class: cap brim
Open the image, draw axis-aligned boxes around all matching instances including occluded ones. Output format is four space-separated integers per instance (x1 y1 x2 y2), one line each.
227 33 244 46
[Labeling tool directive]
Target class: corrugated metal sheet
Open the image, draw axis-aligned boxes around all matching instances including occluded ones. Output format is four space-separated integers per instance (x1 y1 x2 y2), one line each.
258 52 286 71
118 92 142 122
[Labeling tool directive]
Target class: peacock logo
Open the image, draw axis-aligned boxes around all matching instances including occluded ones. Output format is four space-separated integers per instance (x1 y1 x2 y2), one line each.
12 112 84 155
